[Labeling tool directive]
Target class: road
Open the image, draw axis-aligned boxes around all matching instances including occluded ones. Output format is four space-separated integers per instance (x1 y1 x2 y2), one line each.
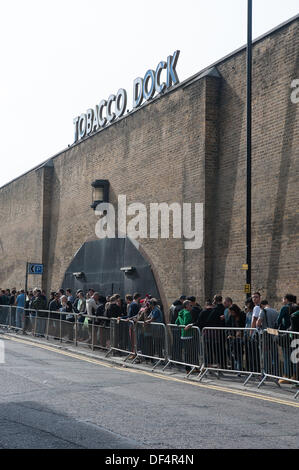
0 335 298 449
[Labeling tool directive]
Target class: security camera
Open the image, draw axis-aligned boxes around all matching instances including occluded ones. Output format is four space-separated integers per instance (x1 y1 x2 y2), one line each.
120 266 135 274
73 272 85 279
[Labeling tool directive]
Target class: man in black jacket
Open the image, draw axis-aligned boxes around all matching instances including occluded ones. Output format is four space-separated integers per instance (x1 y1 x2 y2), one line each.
49 293 61 317
203 295 226 368
169 295 186 324
49 292 61 338
105 295 122 319
32 290 48 336
205 295 225 327
187 296 202 325
186 299 214 330
0 290 9 306
290 305 299 332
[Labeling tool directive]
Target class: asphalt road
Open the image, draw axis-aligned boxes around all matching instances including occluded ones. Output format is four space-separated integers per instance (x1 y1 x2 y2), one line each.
0 335 298 449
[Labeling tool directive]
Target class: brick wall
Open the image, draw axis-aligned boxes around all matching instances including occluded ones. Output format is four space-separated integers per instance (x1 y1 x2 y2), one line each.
0 17 298 310
0 168 44 290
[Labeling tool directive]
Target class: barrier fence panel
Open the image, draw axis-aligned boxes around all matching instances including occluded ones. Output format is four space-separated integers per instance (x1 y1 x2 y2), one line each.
133 321 167 370
106 318 135 358
23 307 34 334
91 316 111 351
75 313 90 345
0 306 25 331
0 306 11 328
14 306 25 331
73 315 111 350
45 310 61 340
4 304 298 399
164 324 202 376
23 308 38 335
199 327 262 384
12 306 18 328
258 329 299 398
60 314 76 344
22 309 75 343
27 310 49 338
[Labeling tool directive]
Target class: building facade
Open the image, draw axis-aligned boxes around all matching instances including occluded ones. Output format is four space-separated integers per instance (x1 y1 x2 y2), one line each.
0 15 298 314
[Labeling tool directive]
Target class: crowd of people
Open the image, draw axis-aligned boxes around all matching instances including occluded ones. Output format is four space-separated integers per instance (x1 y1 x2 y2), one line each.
169 292 299 333
0 287 298 381
0 287 163 339
169 292 299 380
1 287 299 334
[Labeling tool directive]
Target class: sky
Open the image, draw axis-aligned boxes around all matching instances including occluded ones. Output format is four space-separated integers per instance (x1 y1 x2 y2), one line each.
0 0 298 188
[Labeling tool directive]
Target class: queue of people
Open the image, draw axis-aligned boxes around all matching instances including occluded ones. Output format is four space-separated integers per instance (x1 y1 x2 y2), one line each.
1 287 298 382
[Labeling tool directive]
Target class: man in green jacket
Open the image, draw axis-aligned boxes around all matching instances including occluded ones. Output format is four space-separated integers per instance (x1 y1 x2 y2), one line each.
175 300 193 339
175 300 200 373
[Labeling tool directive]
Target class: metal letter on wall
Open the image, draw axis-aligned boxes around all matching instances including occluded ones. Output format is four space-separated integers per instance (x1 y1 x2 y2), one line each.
133 77 143 108
143 70 156 101
73 116 79 142
106 95 116 123
78 113 87 139
166 50 180 88
72 50 180 141
86 108 94 135
155 61 167 94
115 89 127 118
98 100 107 127
92 104 99 132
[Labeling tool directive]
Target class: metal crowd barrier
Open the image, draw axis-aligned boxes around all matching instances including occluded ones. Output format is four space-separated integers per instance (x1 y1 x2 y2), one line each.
163 324 202 376
258 329 299 398
25 311 111 350
106 318 135 358
77 315 111 351
0 305 25 331
1 308 298 399
133 321 167 370
91 316 111 351
199 327 262 384
47 310 76 344
0 305 11 328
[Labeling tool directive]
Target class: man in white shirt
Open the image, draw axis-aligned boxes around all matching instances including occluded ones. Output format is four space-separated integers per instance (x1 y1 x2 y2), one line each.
86 292 100 317
85 292 100 344
251 292 261 329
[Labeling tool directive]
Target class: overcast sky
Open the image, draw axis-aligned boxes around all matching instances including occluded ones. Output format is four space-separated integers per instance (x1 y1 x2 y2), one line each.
0 0 298 188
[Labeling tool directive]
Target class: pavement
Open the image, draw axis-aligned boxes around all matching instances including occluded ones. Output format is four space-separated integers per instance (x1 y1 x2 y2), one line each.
0 330 299 449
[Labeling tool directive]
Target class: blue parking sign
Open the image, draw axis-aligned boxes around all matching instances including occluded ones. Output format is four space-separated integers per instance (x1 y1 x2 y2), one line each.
28 263 43 275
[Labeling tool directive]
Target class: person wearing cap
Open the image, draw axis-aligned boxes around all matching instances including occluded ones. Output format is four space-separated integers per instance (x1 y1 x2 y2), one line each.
140 293 152 304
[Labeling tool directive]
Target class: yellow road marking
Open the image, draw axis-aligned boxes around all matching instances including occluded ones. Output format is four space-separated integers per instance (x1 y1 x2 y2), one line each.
3 334 299 409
